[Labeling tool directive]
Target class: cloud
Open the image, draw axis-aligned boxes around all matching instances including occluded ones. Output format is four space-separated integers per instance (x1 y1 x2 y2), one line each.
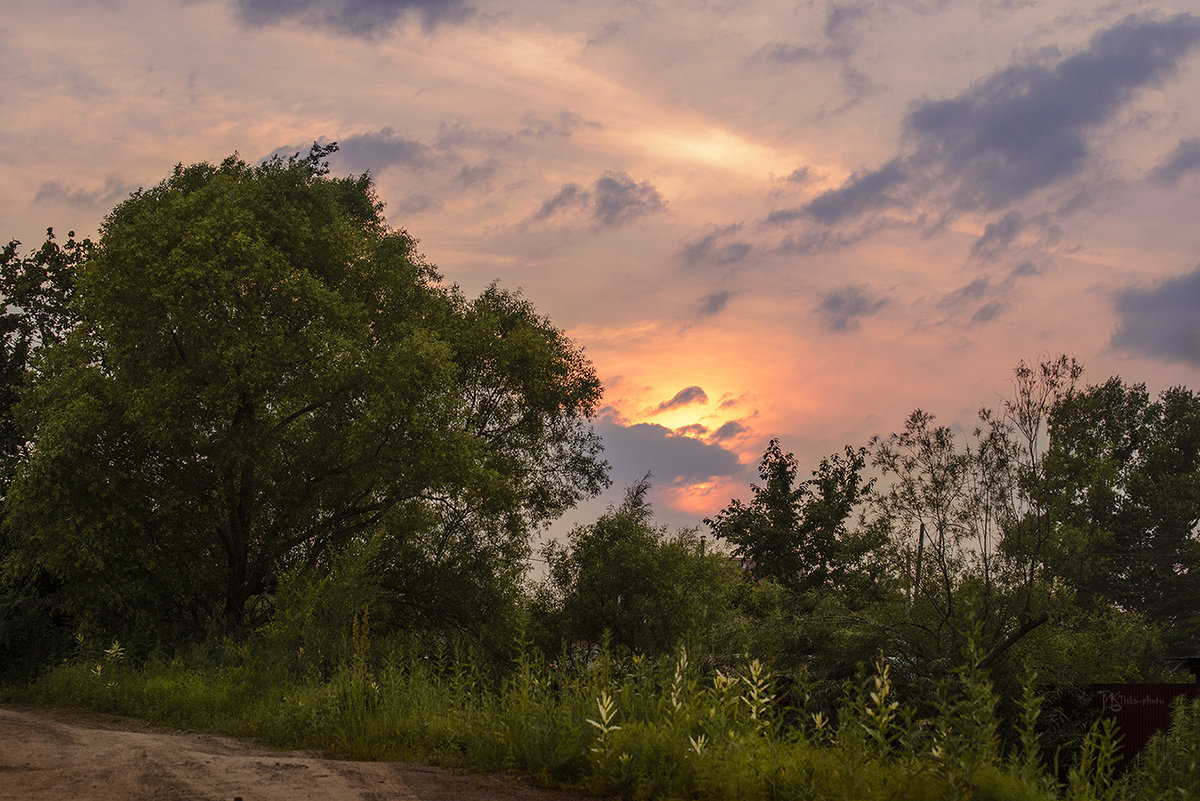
34 175 133 208
434 119 520 151
454 162 499 188
532 171 666 228
679 223 753 268
592 171 667 226
517 111 596 141
768 160 906 226
755 41 821 64
1148 138 1200 186
784 167 813 185
532 183 589 221
654 386 709 413
233 0 473 36
595 420 743 486
392 192 442 215
764 13 1200 241
970 300 1007 325
1111 267 1200 365
938 277 1010 325
940 277 992 308
970 211 1024 261
905 13 1200 210
815 284 887 332
697 291 734 318
824 1 872 40
333 128 433 174
1010 260 1042 278
709 420 748 442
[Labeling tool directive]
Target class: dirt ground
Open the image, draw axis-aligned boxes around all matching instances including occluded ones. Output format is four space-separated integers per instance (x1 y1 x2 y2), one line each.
0 706 581 801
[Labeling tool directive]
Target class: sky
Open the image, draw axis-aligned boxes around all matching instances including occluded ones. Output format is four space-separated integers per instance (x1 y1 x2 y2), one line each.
4 0 1200 538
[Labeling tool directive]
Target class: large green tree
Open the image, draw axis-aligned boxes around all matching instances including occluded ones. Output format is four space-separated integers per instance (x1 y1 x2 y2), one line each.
1040 378 1200 656
4 146 606 642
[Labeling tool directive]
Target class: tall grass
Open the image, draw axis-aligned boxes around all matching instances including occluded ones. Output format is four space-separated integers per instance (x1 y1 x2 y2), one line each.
8 625 1198 801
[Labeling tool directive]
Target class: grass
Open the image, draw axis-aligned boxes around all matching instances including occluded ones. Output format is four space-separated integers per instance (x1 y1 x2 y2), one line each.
6 623 1199 801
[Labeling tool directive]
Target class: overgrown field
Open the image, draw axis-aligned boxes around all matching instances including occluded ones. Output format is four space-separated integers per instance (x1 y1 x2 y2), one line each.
8 624 1198 801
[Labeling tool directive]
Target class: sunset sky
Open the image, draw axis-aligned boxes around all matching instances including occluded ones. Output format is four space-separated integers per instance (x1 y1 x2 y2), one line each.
5 0 1200 535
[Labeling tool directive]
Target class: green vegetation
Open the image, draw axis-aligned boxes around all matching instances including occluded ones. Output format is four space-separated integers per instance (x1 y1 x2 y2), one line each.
2 145 1198 800
11 631 1200 800
1 144 605 654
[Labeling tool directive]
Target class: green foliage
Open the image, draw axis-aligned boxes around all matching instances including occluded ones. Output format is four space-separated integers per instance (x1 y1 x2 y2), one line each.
1122 696 1200 800
707 440 876 595
1065 717 1123 801
254 537 389 680
23 631 1182 801
0 229 90 677
534 477 741 658
3 145 606 644
1041 379 1200 655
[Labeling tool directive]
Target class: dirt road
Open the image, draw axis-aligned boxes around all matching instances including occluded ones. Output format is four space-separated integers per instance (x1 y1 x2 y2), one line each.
0 706 578 801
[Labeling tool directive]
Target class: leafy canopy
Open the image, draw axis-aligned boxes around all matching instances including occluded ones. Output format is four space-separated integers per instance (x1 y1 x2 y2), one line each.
4 145 607 642
706 440 875 595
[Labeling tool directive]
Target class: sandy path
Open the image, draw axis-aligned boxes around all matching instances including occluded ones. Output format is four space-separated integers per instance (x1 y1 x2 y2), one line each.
0 706 579 801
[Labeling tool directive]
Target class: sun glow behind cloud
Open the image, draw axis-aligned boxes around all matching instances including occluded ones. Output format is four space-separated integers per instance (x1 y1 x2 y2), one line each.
664 478 745 518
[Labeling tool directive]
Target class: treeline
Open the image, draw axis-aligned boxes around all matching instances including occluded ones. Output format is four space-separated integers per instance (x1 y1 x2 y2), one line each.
1 145 1198 798
530 359 1199 742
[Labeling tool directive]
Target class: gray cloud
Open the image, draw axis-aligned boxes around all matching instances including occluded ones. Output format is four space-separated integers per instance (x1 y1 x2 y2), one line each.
698 290 734 318
532 183 589 221
775 225 884 256
34 175 133 208
804 160 907 224
593 171 667 226
785 166 813 185
939 277 1009 325
710 420 748 442
233 0 472 36
970 300 1007 325
752 1 875 102
1010 260 1041 278
595 420 742 486
679 223 753 268
765 14 1200 240
756 41 821 64
334 128 433 174
392 192 443 216
970 211 1023 262
1111 267 1200 365
434 119 523 152
655 386 709 413
941 277 992 307
518 111 596 141
454 162 499 188
815 283 887 332
769 160 906 226
532 171 666 228
906 13 1200 210
825 1 872 40
1148 137 1200 186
